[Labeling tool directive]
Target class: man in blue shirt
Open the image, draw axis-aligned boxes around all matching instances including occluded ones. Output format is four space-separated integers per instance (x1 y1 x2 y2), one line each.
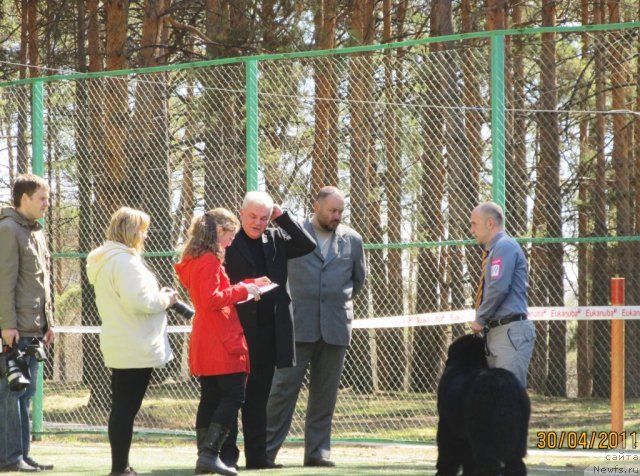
470 202 535 387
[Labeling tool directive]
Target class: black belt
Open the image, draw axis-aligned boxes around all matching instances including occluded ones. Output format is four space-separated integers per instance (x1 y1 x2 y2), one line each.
486 314 527 329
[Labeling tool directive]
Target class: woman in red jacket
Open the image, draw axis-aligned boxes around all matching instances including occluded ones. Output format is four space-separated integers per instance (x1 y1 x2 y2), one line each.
175 208 269 476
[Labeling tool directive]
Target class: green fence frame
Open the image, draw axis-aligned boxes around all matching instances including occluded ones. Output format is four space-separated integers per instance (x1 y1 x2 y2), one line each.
12 21 640 436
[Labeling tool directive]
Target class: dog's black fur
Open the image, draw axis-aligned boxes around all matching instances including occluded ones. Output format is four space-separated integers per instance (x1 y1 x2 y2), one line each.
436 334 530 476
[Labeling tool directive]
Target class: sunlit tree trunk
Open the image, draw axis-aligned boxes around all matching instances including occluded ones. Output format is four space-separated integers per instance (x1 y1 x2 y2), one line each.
84 0 131 408
442 0 471 325
459 0 483 342
129 0 173 285
607 0 638 397
411 0 450 393
99 0 130 213
530 0 565 396
203 0 245 209
577 0 592 397
74 0 93 388
591 0 610 398
310 0 338 198
129 0 180 376
508 2 527 236
371 0 405 392
341 0 375 393
16 0 30 173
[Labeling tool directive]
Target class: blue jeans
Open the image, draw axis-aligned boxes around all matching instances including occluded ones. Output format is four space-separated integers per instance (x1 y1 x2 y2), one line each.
0 338 40 466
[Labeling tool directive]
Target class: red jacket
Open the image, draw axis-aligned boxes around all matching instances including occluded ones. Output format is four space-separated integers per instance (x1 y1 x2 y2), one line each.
175 252 250 376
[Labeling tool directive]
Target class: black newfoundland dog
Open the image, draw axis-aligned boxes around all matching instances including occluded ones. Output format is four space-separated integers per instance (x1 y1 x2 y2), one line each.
436 334 530 476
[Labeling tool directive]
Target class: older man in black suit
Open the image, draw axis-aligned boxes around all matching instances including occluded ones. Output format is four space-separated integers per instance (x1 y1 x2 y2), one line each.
222 191 315 470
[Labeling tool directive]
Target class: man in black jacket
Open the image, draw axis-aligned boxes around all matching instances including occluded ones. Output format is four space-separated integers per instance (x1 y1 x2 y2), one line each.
222 191 315 469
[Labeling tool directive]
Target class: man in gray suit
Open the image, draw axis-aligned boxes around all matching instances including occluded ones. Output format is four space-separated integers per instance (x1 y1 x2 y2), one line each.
266 186 366 468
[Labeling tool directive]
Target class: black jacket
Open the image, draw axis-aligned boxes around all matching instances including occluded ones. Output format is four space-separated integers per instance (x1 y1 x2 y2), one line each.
225 212 315 368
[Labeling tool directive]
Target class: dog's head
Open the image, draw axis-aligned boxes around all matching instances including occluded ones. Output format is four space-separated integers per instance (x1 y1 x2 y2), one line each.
445 334 487 368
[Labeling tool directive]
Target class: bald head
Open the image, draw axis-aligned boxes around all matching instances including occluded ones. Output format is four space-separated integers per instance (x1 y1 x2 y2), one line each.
476 202 504 226
316 186 344 202
470 202 504 246
313 186 345 231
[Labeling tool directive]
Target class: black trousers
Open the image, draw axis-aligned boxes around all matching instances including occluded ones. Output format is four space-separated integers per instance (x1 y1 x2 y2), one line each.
196 373 246 430
108 367 153 473
221 325 276 466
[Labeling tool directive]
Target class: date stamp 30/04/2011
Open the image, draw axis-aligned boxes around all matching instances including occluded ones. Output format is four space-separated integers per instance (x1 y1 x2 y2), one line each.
536 431 638 450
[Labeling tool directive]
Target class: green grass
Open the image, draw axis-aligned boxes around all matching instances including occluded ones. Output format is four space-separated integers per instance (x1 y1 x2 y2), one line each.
25 436 632 476
42 383 640 444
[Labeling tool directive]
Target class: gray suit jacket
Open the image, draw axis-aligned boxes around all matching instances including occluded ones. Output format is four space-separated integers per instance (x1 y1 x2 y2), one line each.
287 218 366 347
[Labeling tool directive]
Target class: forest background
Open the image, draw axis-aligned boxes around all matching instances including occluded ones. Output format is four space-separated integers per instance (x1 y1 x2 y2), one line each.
0 1 640 437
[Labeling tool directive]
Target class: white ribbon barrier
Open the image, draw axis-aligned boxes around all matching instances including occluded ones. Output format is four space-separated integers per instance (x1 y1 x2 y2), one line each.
55 306 640 334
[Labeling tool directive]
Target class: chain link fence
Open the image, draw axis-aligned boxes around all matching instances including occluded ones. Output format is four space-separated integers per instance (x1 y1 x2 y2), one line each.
1 24 640 442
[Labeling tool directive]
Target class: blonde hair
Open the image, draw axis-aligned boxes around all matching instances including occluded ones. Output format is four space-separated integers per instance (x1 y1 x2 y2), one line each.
106 207 151 252
181 208 239 260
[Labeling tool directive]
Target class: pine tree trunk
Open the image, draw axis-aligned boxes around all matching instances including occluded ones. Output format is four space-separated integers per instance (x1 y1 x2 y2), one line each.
576 0 592 398
591 0 611 398
342 0 375 393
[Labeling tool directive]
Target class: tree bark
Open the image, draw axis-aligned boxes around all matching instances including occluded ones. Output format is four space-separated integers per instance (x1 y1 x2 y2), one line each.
100 0 130 212
530 0 566 396
371 0 405 392
17 0 30 174
203 0 245 210
341 0 375 393
507 1 527 236
84 0 131 408
411 0 451 393
607 0 638 397
311 0 338 198
130 0 179 377
590 0 610 398
576 0 592 397
460 0 483 341
441 0 471 326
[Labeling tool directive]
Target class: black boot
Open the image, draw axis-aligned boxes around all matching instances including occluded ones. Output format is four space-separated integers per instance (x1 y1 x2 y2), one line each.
195 423 237 476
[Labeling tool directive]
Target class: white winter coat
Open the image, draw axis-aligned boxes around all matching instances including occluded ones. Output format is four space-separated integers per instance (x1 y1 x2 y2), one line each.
86 241 173 369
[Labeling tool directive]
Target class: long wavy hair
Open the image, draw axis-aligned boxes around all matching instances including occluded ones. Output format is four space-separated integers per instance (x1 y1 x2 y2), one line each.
181 208 239 260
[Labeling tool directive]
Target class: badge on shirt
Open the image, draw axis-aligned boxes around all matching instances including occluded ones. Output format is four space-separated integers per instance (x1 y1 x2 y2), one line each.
490 258 502 280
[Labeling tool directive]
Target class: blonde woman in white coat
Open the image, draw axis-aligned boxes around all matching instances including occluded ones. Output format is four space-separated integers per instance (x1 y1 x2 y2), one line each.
87 207 177 476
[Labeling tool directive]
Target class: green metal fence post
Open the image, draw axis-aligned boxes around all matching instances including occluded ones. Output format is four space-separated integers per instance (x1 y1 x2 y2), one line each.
31 81 44 440
32 81 44 177
246 60 259 192
31 79 45 439
490 33 506 211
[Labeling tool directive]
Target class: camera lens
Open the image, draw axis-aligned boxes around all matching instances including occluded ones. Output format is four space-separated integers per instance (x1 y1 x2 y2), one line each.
169 300 195 319
5 351 30 392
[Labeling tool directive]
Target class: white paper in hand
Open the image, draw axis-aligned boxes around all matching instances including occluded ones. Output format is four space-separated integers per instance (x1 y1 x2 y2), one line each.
237 283 279 304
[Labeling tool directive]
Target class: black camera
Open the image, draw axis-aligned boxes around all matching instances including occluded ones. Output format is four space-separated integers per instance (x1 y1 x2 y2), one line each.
0 347 30 392
25 338 46 362
169 300 195 320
